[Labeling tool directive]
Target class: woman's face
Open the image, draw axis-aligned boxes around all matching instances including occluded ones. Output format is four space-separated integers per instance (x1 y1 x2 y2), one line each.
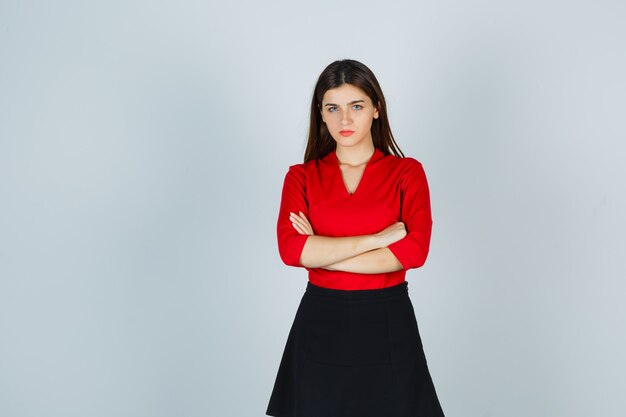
320 83 379 149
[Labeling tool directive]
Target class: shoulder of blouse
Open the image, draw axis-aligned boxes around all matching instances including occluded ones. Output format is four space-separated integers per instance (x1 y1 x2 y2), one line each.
284 162 307 184
284 157 323 180
385 154 426 174
401 156 424 171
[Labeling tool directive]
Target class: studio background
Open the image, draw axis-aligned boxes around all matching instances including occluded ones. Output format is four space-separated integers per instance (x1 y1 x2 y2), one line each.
1 1 625 416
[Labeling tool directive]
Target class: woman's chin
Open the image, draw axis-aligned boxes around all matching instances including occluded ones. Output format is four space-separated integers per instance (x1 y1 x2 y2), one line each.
333 137 363 148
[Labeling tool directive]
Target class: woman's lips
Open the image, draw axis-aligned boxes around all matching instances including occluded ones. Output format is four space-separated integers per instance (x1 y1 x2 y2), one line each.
339 130 354 136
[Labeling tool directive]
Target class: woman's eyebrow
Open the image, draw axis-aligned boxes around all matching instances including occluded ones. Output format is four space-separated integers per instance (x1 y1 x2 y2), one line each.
323 99 365 107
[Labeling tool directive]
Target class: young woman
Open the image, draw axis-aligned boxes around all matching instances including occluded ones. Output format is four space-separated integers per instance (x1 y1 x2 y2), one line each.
266 59 445 417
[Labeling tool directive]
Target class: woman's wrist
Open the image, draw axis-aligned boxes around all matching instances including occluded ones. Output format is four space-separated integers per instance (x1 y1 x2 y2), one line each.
364 233 384 251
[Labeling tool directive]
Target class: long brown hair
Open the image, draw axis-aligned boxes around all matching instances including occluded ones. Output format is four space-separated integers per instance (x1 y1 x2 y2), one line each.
303 59 405 163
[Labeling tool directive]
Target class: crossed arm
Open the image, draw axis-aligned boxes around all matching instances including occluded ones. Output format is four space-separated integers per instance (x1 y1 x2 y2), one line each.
289 211 405 274
277 160 432 274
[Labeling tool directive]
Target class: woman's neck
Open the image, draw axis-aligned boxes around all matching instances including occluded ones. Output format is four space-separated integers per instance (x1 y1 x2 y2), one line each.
335 142 375 167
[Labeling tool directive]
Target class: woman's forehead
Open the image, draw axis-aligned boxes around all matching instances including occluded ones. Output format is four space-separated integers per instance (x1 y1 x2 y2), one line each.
322 84 370 104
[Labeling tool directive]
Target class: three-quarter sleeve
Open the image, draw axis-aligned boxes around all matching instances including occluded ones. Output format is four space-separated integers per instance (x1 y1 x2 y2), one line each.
276 164 311 267
387 158 433 270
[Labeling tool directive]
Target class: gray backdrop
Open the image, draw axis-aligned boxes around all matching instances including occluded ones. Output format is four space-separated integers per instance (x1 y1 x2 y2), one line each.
1 1 625 416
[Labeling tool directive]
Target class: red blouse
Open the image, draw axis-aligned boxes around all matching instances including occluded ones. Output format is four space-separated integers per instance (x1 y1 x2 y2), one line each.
276 147 433 290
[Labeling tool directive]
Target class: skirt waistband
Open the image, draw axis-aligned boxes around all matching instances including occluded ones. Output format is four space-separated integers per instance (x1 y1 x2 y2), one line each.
305 281 408 301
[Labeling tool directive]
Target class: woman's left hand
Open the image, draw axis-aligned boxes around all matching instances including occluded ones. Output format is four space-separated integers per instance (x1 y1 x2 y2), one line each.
289 211 315 235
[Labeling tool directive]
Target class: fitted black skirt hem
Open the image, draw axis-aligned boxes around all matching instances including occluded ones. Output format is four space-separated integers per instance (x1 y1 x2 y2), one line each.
266 281 445 417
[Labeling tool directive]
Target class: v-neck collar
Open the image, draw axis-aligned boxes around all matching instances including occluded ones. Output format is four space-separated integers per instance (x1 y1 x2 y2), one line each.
330 147 385 197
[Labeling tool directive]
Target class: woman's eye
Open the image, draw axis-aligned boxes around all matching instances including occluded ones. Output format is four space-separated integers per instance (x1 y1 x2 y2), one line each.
327 105 362 112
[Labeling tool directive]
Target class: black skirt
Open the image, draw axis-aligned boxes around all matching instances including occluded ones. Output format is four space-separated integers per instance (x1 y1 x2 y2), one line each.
266 281 445 417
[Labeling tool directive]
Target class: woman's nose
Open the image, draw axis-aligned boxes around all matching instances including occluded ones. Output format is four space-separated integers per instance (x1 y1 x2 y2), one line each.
341 110 352 124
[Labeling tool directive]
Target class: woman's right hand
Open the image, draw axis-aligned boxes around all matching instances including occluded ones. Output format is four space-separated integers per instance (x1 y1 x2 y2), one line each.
374 221 407 247
289 211 315 236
